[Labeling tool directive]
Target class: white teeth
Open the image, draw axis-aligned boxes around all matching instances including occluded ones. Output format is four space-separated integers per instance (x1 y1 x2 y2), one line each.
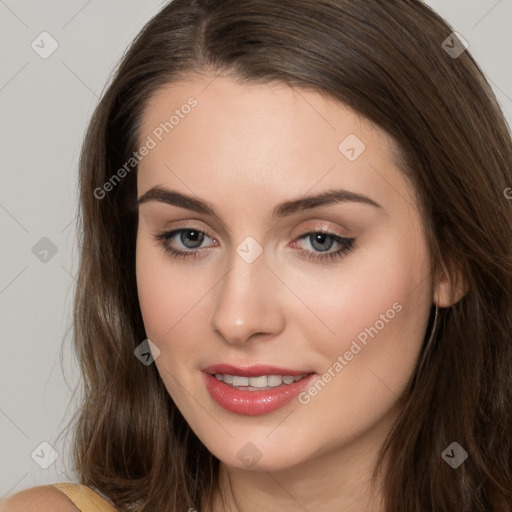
232 376 250 386
213 373 307 389
249 375 268 387
267 375 283 387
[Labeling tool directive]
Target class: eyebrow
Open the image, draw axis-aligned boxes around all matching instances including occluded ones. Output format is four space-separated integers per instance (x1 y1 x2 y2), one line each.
137 186 383 218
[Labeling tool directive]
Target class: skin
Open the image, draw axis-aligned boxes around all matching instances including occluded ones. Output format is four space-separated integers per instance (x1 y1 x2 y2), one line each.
135 73 463 511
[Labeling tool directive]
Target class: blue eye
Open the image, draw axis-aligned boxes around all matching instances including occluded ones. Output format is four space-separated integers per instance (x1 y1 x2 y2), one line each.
153 228 356 262
154 228 214 259
295 231 356 261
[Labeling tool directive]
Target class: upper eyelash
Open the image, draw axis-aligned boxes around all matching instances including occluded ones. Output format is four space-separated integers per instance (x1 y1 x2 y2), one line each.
153 228 356 262
297 231 355 261
154 229 213 260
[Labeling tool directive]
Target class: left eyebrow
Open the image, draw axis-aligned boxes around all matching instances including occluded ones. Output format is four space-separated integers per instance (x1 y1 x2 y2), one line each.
273 188 383 217
136 186 383 219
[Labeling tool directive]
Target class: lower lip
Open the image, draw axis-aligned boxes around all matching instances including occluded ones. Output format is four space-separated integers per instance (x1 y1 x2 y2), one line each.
203 372 317 416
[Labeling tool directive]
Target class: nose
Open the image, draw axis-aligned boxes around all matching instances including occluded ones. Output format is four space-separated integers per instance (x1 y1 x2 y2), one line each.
210 247 285 346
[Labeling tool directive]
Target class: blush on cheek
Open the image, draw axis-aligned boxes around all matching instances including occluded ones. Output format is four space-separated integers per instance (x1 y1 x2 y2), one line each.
136 284 174 348
331 284 422 370
136 260 211 354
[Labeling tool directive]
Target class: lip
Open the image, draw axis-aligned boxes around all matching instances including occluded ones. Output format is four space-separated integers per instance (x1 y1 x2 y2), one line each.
202 366 317 416
202 363 313 377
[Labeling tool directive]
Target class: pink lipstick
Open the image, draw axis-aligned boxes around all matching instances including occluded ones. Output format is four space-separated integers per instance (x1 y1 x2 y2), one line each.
202 364 316 416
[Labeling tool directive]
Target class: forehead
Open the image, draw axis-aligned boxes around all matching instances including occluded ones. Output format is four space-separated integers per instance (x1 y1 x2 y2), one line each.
139 74 398 156
136 74 416 218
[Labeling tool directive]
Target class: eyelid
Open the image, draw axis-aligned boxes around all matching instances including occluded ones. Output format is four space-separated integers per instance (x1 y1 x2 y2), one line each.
292 221 349 239
158 220 217 239
154 227 218 248
155 220 350 243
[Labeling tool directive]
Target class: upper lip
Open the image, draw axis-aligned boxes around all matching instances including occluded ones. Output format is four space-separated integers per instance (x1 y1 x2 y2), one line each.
202 364 315 377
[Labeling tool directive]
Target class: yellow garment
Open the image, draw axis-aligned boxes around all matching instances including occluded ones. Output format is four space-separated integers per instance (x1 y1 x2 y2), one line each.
50 483 117 511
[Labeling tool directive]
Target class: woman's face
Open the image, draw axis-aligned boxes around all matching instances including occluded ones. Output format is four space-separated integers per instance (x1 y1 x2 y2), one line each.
135 74 433 471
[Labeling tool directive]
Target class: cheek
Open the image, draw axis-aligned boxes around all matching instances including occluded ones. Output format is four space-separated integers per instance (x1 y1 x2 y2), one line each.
135 233 218 407
296 228 431 415
284 231 433 429
288 229 430 350
136 254 173 340
135 238 201 404
136 233 209 342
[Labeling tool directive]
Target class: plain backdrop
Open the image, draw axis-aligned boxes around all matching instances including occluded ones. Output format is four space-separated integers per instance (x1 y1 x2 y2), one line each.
1 0 511 498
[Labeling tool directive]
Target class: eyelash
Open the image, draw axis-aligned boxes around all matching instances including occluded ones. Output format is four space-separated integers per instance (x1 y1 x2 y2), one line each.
153 228 356 262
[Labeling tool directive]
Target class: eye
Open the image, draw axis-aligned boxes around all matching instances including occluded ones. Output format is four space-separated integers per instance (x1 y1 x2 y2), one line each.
153 228 216 260
292 230 356 262
153 227 356 263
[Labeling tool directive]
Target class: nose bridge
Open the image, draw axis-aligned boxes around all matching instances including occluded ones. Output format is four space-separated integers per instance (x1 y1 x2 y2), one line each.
210 242 283 344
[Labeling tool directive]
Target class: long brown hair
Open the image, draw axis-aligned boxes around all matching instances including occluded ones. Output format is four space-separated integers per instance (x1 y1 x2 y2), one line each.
69 0 512 510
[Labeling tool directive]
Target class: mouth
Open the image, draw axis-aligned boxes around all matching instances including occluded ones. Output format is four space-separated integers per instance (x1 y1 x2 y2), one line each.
210 373 309 391
202 363 313 389
202 363 317 415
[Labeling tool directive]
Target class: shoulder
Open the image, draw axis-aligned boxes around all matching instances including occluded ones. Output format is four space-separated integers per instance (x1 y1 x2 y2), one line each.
0 485 80 512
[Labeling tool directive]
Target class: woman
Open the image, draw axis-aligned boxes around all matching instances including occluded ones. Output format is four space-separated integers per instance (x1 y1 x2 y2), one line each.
3 0 511 510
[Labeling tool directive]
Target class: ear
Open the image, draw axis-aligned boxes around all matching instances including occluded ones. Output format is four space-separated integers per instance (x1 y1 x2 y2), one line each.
433 257 468 307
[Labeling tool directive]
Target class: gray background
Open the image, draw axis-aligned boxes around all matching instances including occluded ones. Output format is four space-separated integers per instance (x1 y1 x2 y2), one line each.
1 0 511 498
